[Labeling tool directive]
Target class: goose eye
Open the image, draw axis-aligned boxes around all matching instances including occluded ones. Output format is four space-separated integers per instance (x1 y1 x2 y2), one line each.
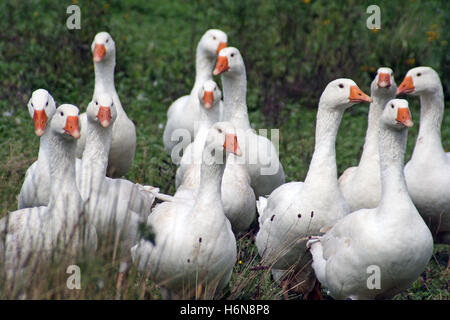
417 73 421 77
60 112 64 116
213 36 216 40
46 101 48 106
218 128 223 133
96 101 98 105
230 53 234 58
106 39 109 43
31 102 34 107
339 84 344 88
391 104 394 109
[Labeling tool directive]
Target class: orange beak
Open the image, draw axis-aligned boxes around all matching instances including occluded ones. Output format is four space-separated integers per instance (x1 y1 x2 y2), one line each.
216 42 227 54
203 91 214 109
33 109 48 137
377 72 391 88
97 106 112 127
349 86 372 103
396 107 414 128
213 56 229 76
93 43 106 62
64 116 81 139
224 133 241 156
396 76 414 95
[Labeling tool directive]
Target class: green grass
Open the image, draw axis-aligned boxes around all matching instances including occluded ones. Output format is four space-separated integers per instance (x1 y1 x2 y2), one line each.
0 0 448 299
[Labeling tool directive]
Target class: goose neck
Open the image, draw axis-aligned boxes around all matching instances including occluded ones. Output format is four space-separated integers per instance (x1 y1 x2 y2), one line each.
93 58 125 116
190 49 214 96
412 91 445 157
81 120 112 192
358 94 392 165
196 105 220 129
378 125 411 211
221 73 251 130
304 105 342 185
37 129 51 165
46 130 81 219
94 58 116 93
193 155 225 217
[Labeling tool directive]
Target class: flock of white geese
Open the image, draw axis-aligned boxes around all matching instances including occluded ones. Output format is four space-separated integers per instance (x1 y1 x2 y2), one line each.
0 28 448 300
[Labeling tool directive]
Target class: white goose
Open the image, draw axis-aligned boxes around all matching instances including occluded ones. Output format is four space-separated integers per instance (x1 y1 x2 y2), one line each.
213 47 285 198
339 67 397 212
18 89 57 209
163 29 227 159
175 80 223 187
131 122 239 299
78 93 153 289
19 91 154 216
397 66 450 265
76 31 136 178
175 80 256 234
255 79 372 296
1 105 97 279
308 99 434 300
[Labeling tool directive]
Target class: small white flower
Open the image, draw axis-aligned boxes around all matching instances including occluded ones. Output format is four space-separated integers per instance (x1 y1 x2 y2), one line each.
158 123 164 129
97 279 105 289
3 111 12 117
137 93 145 101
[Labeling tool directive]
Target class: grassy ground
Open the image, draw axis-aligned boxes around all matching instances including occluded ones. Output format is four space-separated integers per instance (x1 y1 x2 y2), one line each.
0 0 448 299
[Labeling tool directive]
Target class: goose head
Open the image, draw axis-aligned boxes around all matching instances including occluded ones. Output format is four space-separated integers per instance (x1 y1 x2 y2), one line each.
51 104 81 140
213 47 245 76
86 92 117 128
203 122 242 165
320 79 372 110
198 29 228 58
198 80 222 110
27 89 57 137
371 67 397 97
397 66 441 96
91 31 116 63
380 99 413 129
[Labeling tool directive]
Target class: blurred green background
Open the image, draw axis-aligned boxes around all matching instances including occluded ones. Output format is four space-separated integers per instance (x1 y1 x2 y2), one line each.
0 0 448 299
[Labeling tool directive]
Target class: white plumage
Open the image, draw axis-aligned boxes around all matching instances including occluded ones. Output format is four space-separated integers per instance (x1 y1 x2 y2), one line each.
308 99 433 300
132 122 239 299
